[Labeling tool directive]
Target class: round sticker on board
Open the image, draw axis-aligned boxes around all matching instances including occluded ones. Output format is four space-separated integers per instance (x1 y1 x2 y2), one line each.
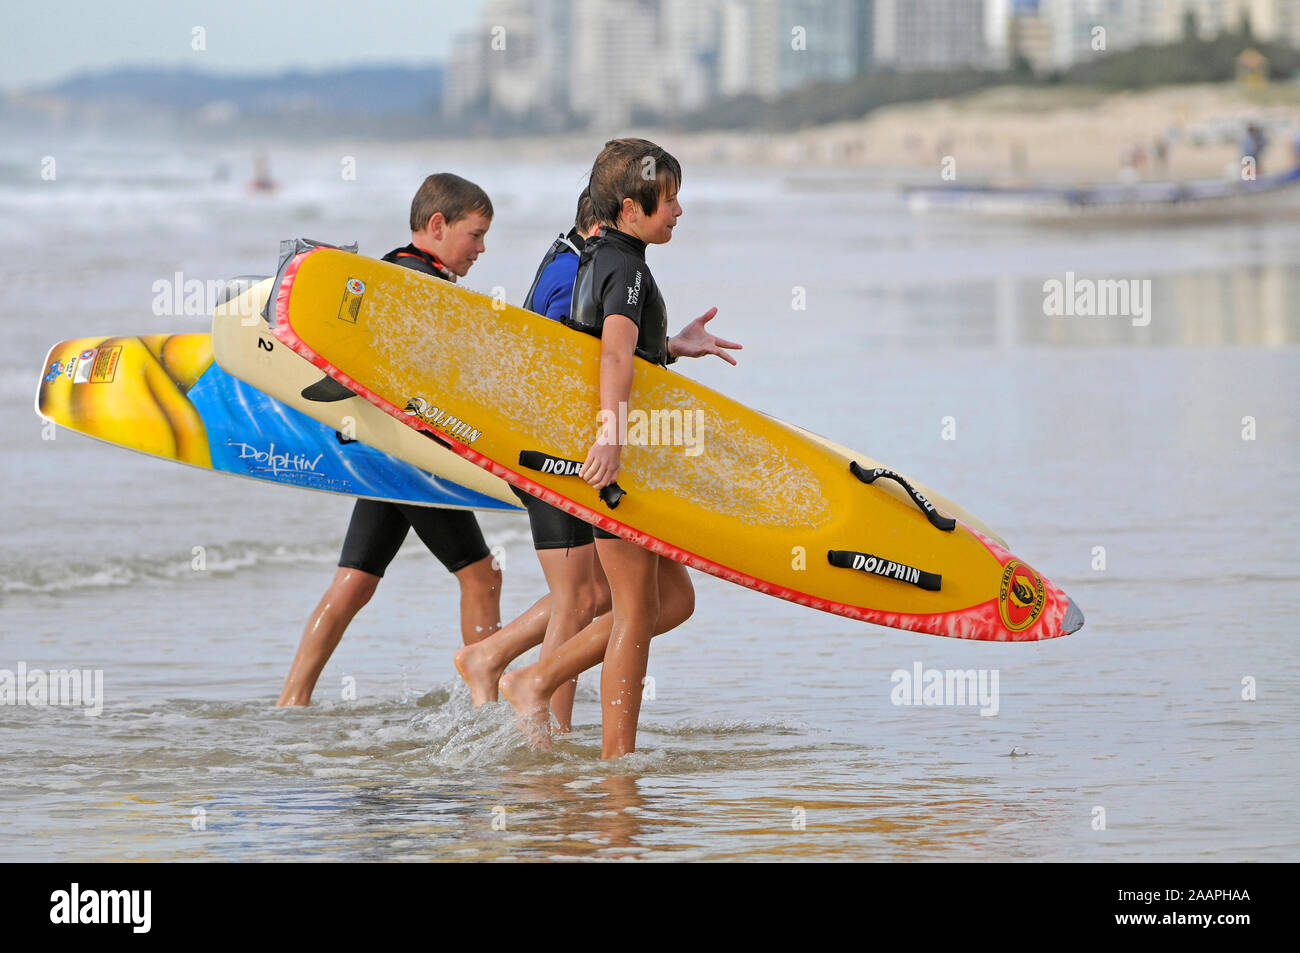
346 278 365 295
998 560 1046 633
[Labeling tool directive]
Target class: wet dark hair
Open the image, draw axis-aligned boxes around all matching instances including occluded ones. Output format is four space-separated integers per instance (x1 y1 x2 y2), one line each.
586 138 681 226
575 187 597 233
409 172 494 232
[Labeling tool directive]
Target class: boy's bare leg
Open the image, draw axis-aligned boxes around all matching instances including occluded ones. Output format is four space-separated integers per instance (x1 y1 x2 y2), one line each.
453 554 502 646
590 552 612 614
454 594 550 705
454 546 612 707
277 567 380 707
596 540 659 759
536 544 601 732
500 555 693 750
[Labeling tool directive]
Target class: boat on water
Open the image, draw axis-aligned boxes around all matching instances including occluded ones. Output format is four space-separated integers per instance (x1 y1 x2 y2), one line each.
905 165 1300 224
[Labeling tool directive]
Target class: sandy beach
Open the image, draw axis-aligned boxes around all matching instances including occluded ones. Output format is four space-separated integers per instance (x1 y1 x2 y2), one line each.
381 81 1300 186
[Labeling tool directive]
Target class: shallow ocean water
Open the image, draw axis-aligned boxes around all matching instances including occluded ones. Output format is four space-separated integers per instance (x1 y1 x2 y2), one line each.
0 131 1296 861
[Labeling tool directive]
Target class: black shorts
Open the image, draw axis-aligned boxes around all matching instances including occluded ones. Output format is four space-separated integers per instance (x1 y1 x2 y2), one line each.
338 499 490 577
511 486 594 551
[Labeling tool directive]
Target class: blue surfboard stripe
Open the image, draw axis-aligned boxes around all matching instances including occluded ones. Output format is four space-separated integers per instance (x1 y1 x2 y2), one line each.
186 362 519 510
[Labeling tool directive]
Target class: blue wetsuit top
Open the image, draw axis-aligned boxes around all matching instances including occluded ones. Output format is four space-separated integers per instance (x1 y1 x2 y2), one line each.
523 229 584 321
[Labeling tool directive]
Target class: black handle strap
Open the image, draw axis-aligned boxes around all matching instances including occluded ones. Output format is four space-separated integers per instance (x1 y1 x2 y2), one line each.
518 450 625 509
827 550 941 592
849 461 955 531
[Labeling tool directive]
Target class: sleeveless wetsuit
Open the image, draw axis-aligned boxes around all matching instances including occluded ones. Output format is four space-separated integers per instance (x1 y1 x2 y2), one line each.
566 226 670 539
567 226 669 365
523 229 583 321
513 230 597 550
337 244 491 577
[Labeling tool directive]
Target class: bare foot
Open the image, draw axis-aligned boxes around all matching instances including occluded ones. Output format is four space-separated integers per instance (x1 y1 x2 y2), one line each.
499 668 554 750
453 642 503 706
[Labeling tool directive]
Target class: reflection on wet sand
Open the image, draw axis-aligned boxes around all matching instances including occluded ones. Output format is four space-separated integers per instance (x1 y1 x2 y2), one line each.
496 773 656 859
72 765 1068 861
863 261 1300 348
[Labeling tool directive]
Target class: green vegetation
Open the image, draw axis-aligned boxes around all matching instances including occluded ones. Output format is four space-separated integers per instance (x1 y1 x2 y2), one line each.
677 69 1008 131
1062 35 1300 88
677 30 1300 132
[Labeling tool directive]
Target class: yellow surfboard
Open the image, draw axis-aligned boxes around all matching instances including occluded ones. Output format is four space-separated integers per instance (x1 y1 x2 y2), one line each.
274 248 1082 641
211 279 521 510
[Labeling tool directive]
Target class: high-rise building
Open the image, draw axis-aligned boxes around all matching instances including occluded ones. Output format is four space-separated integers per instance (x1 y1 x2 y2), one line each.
1040 0 1168 69
1005 1 1056 72
781 0 861 89
1175 0 1280 39
719 0 779 98
445 0 952 128
443 0 573 126
719 0 861 100
661 0 724 112
1040 0 1294 70
874 0 990 71
568 0 665 129
985 0 1013 68
851 0 876 73
443 28 489 118
1279 0 1300 47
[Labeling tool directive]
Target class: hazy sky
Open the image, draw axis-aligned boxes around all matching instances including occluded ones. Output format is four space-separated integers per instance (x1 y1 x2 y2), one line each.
3 0 484 89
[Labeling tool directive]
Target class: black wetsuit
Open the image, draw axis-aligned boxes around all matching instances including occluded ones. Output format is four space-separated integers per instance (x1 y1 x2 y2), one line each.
513 229 597 550
566 226 671 539
337 244 490 577
568 227 670 365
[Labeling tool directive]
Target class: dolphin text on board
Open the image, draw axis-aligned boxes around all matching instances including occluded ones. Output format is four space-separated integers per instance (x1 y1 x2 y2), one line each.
403 396 482 444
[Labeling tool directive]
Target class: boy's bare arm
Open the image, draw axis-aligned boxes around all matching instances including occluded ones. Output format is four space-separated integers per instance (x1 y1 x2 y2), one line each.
582 315 638 489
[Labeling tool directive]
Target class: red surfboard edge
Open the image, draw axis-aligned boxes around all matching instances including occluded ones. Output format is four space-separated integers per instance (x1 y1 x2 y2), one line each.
272 248 1081 642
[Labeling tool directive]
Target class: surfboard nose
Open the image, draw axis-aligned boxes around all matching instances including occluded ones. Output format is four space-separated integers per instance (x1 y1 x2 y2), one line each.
1062 597 1085 634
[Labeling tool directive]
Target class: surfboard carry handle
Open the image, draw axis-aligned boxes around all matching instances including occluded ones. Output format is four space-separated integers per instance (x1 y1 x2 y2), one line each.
518 450 625 509
848 461 955 532
827 550 942 592
420 430 452 450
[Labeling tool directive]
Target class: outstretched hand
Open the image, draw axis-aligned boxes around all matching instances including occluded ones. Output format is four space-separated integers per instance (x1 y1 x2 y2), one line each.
669 308 742 365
